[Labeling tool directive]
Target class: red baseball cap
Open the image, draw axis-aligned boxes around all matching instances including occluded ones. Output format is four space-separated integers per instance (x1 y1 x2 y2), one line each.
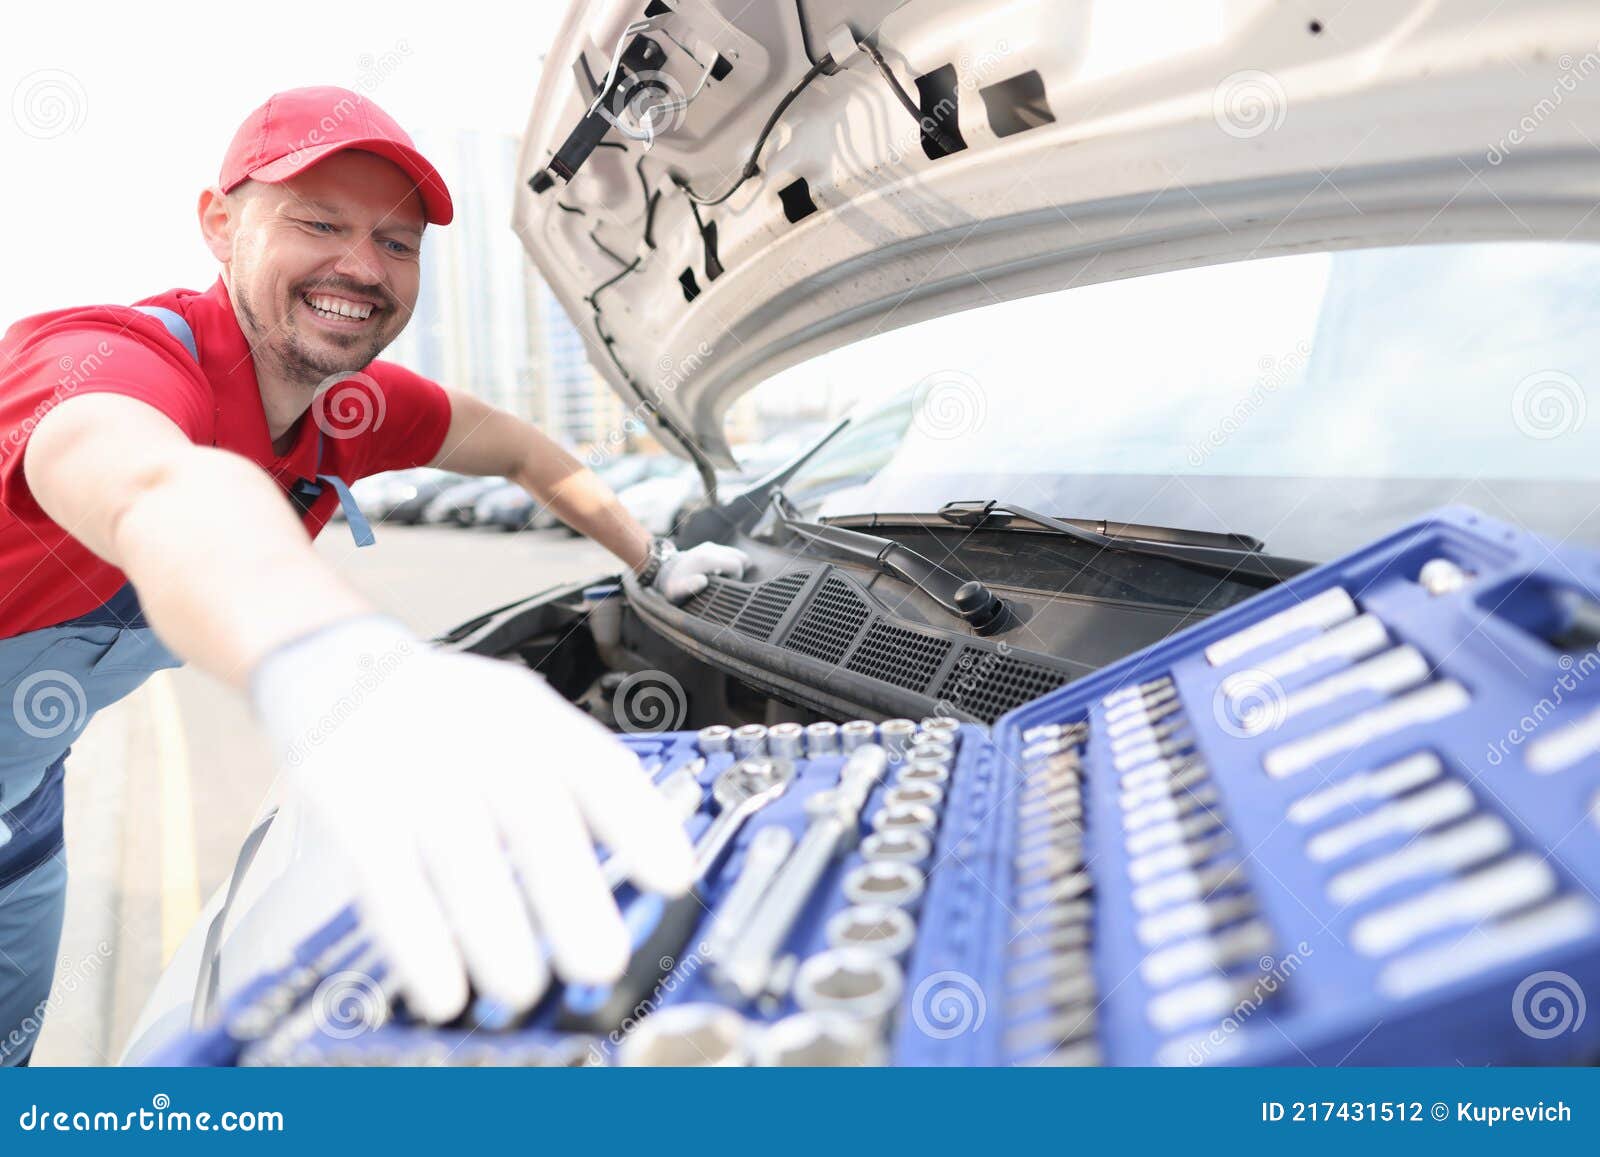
219 86 453 226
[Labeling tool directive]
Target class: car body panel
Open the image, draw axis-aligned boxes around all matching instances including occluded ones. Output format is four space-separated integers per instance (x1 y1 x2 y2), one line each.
516 0 1600 464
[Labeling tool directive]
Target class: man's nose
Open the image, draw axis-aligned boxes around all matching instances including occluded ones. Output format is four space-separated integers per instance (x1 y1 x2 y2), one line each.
330 238 386 290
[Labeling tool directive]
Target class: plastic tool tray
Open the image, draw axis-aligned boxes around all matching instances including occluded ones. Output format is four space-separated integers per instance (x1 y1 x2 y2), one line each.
153 506 1600 1066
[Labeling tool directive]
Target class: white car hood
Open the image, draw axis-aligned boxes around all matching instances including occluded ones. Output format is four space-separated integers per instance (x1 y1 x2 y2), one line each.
515 0 1600 466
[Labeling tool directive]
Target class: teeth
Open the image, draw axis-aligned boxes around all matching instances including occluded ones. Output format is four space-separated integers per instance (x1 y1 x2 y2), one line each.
306 294 373 320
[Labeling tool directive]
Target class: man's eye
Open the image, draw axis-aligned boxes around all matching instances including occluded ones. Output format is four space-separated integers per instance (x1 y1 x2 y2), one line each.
382 239 415 256
300 219 336 233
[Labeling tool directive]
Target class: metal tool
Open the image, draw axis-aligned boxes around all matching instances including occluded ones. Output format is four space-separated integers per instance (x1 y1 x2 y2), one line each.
767 721 804 759
732 723 769 757
884 782 944 810
879 718 917 755
716 746 890 1002
805 721 840 754
860 829 933 865
753 1011 885 1066
1417 556 1470 595
1352 854 1557 956
1101 677 1173 708
1203 586 1357 667
559 758 795 1032
1136 893 1256 949
1263 681 1470 778
696 724 732 754
840 719 878 751
1142 920 1274 988
701 824 797 964
825 904 917 957
1286 752 1442 825
617 1004 751 1067
872 802 938 835
1124 811 1224 858
842 860 925 908
1305 780 1476 862
898 758 950 786
1327 814 1512 905
1218 613 1388 703
793 948 904 1022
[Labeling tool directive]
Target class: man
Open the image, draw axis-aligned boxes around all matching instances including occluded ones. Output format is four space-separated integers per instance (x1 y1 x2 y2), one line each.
0 86 748 1065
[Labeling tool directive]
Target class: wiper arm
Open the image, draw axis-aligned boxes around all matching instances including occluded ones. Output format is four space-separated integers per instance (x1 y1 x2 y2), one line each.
770 493 1011 635
936 500 1312 584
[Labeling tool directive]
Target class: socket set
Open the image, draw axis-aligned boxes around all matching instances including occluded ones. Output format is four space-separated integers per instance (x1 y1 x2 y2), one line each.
152 506 1600 1065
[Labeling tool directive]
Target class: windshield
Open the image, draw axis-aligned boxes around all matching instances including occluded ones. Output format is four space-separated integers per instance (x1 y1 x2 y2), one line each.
730 242 1600 560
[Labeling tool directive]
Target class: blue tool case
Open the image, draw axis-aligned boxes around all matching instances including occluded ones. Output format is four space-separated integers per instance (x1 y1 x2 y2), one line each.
151 506 1600 1066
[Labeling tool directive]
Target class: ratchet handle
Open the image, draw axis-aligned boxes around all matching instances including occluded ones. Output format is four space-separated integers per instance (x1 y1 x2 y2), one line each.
556 891 705 1033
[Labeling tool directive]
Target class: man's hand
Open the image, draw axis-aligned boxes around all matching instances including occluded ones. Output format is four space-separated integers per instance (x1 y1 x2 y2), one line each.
249 615 695 1021
651 541 750 603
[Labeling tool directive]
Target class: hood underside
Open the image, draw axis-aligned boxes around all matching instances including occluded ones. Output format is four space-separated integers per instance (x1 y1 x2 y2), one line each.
515 0 1600 466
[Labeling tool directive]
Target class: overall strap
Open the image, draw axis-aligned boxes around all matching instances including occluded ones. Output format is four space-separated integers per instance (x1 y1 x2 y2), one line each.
133 305 375 548
132 305 199 361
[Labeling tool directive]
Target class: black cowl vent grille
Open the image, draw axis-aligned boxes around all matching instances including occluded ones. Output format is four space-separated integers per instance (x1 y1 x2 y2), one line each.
733 571 811 641
781 576 868 665
937 647 1070 721
846 621 952 691
683 577 750 627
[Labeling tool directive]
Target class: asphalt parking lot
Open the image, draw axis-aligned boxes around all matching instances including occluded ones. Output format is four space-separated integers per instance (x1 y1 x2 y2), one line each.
33 525 613 1065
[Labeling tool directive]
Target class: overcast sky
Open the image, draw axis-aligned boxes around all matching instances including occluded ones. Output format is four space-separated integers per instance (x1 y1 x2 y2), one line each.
0 1 564 323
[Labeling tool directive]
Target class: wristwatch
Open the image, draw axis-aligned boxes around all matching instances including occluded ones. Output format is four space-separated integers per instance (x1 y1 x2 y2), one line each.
636 537 676 588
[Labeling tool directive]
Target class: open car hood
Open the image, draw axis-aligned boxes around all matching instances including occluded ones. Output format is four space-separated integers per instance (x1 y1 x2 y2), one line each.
514 0 1600 467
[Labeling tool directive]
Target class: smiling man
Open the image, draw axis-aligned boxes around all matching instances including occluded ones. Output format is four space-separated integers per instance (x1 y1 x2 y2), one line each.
0 86 747 1065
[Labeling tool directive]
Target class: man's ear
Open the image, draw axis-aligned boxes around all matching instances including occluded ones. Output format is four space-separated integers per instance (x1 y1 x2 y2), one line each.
197 186 235 263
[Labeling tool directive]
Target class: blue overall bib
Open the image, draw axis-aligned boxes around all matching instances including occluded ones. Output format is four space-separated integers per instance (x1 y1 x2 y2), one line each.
0 306 374 1065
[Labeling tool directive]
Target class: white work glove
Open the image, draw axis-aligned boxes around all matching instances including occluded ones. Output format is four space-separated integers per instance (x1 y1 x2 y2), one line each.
651 540 749 603
249 615 694 1022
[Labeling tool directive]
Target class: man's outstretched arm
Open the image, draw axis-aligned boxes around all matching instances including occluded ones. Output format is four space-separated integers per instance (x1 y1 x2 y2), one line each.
22 392 694 1020
430 387 749 599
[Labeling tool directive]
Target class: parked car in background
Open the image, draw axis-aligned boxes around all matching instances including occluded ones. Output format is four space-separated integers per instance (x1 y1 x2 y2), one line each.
473 480 536 531
382 470 465 525
421 476 508 526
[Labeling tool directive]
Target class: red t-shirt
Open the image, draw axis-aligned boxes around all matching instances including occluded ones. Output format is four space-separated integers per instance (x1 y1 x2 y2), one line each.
0 277 452 635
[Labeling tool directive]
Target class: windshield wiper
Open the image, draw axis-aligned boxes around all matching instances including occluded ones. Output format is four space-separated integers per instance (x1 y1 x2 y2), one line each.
930 500 1313 584
764 492 1011 634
